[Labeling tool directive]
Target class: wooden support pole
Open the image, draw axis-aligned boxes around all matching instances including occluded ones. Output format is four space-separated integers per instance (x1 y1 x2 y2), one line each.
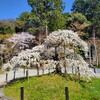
72 66 74 74
93 67 96 73
26 70 29 81
6 73 8 83
77 67 80 80
42 69 44 75
37 67 39 76
48 68 50 74
65 87 69 100
23 68 25 77
14 70 16 80
20 87 24 100
65 67 67 74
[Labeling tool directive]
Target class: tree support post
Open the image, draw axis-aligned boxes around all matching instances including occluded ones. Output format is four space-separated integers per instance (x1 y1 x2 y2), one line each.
26 70 29 81
14 70 16 80
6 73 8 83
20 87 24 100
37 67 39 76
65 87 69 100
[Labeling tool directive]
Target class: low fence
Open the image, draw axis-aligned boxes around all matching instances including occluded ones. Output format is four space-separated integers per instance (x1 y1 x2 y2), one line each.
0 67 96 84
4 68 54 83
20 86 69 100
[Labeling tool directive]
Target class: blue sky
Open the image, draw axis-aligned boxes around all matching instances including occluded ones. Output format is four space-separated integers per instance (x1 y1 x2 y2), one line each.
63 0 75 13
0 0 75 20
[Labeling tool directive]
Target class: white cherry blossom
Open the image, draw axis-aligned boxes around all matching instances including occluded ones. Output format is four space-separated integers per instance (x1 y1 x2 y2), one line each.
2 30 94 78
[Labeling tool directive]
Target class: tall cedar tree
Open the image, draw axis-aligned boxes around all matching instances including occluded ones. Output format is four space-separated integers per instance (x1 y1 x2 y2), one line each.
27 0 65 32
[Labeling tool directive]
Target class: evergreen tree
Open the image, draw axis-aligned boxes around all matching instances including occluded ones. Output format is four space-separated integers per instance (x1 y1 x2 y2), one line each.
15 12 30 32
27 0 65 32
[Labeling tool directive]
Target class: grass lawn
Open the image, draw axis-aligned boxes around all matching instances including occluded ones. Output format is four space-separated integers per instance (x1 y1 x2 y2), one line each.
3 74 100 100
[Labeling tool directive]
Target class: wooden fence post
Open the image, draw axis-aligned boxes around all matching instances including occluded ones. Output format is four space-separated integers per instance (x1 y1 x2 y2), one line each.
6 73 8 83
72 66 74 74
14 70 16 80
65 67 67 74
42 69 44 75
93 67 96 73
77 67 80 80
23 68 25 77
20 87 24 100
65 87 69 100
53 67 55 71
48 68 50 74
26 70 29 81
37 67 39 76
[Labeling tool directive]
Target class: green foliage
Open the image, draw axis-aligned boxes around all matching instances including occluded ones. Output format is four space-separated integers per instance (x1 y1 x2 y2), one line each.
72 0 100 37
12 0 66 33
72 0 100 21
15 12 30 32
27 28 36 34
4 74 100 100
4 27 14 34
64 12 91 39
65 12 88 24
15 19 26 32
19 12 30 21
82 32 89 40
0 21 6 34
48 11 66 32
0 19 15 34
27 0 65 32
